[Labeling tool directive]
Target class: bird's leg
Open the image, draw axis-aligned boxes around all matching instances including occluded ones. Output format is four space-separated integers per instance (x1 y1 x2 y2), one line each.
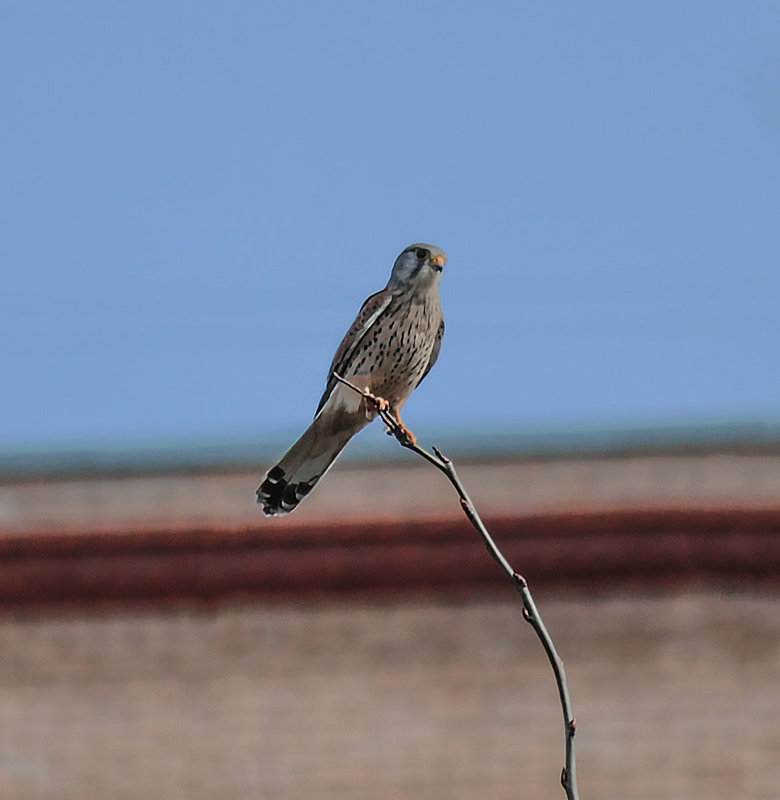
331 372 418 446
387 406 417 446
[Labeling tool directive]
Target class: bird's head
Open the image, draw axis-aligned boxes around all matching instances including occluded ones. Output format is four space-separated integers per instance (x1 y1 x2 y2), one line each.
388 243 447 290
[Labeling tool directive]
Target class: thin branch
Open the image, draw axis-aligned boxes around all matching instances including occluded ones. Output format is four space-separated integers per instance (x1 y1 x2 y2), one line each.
333 372 580 800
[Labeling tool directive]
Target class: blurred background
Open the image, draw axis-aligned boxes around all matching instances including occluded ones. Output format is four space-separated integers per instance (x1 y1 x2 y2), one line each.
1 2 779 798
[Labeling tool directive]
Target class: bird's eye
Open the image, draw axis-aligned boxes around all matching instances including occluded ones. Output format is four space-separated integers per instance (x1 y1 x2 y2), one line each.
415 248 428 260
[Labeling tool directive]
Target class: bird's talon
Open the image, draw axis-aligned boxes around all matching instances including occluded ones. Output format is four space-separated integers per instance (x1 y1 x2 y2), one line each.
398 425 417 445
365 391 389 412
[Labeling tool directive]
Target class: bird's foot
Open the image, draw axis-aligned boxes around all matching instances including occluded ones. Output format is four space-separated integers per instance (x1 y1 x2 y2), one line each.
364 390 390 412
385 407 417 445
391 423 417 446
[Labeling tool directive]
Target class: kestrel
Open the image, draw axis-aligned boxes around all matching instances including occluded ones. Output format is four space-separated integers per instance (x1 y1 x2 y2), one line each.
257 243 446 515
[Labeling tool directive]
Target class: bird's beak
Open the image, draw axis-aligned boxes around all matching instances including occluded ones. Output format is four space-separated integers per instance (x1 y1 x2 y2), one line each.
429 255 445 272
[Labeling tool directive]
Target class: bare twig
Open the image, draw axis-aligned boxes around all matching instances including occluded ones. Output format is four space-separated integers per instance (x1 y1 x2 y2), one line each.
333 372 580 800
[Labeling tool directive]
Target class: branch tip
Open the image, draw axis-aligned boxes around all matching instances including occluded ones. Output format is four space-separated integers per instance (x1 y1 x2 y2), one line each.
432 445 450 463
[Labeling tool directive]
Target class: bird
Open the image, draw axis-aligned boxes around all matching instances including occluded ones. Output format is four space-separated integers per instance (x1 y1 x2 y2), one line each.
257 242 446 516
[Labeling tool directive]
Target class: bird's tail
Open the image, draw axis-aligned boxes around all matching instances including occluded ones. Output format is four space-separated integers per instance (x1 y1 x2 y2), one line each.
256 412 365 516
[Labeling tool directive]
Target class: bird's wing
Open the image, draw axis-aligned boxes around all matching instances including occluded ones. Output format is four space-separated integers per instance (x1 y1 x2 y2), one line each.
415 318 445 388
315 287 398 415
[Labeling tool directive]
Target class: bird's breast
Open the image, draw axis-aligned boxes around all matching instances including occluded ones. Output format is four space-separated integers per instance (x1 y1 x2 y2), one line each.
341 291 441 407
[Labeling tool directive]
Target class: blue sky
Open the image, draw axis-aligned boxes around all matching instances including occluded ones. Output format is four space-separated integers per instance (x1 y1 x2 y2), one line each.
2 2 780 453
